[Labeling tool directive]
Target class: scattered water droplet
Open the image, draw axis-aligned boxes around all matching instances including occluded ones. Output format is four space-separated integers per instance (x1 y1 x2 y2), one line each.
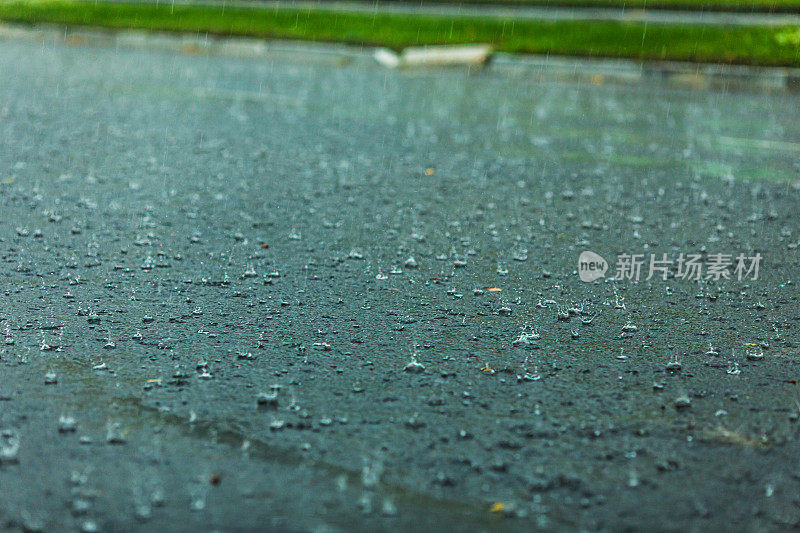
381 498 397 517
256 391 279 408
58 414 77 433
674 394 691 409
746 349 764 361
106 421 126 444
403 359 425 374
0 429 20 463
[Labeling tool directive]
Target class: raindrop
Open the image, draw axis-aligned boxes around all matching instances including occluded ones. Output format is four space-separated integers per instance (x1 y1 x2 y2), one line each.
621 322 638 333
362 454 383 488
58 414 77 433
151 486 165 507
381 498 397 517
746 349 764 361
80 519 99 533
256 391 279 408
358 493 373 515
665 356 682 372
512 326 540 347
517 367 542 382
405 413 425 430
0 429 20 463
134 498 152 521
403 352 425 374
512 248 528 262
189 479 207 512
106 421 126 444
19 510 44 532
674 394 691 409
71 498 91 516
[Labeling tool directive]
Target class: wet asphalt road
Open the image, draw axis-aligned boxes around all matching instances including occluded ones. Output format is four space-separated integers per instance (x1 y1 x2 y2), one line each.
1 37 800 531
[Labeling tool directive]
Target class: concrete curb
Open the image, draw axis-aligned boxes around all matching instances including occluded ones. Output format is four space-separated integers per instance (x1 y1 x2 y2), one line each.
490 53 800 93
1 22 799 93
0 23 372 65
374 44 493 68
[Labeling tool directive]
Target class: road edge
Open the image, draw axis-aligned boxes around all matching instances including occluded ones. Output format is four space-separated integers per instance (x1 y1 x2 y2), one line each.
1 22 799 93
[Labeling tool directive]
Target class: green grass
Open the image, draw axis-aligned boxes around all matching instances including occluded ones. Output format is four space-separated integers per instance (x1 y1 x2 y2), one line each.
373 0 800 14
0 0 799 66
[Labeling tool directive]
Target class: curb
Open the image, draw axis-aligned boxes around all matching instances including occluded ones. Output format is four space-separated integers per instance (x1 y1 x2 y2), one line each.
374 44 493 68
490 53 800 93
0 23 373 65
1 22 799 93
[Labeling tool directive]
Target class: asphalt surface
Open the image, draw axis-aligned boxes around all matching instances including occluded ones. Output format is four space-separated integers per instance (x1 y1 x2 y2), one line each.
1 37 800 531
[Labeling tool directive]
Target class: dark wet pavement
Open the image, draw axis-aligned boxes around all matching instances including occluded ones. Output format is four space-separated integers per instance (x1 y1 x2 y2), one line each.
1 38 800 530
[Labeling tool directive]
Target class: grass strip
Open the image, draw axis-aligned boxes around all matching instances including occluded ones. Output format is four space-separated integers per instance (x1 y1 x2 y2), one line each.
0 0 799 66
353 0 800 15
